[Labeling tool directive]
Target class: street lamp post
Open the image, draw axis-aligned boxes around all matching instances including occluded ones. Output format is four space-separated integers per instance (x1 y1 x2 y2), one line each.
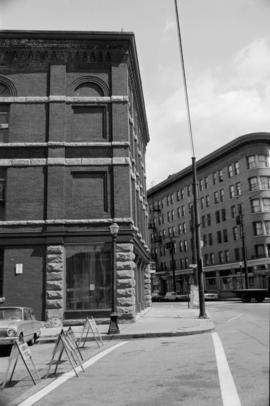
108 222 120 335
166 239 176 292
236 209 249 289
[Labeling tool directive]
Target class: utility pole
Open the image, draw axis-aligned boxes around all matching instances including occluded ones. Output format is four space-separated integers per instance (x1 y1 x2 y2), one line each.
174 0 206 318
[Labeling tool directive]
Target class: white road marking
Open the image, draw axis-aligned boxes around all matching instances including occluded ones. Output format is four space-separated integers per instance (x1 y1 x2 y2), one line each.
226 314 242 323
212 332 241 406
17 341 128 406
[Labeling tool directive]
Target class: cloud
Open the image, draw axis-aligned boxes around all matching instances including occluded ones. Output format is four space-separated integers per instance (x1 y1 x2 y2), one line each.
146 37 270 188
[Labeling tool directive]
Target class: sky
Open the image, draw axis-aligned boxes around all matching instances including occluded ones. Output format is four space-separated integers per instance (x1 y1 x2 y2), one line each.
1 0 270 188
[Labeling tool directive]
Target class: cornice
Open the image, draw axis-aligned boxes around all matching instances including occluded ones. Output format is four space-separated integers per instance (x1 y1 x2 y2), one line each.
147 132 270 196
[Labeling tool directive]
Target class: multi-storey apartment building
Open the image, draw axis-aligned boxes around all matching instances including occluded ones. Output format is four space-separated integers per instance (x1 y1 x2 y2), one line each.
0 30 151 322
147 133 270 298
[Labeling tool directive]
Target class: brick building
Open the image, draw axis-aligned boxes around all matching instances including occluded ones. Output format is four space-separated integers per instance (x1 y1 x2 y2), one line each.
0 30 151 322
148 133 270 298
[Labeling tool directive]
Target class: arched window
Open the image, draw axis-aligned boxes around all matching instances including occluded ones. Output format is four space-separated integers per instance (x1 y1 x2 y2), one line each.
74 83 103 97
70 76 109 97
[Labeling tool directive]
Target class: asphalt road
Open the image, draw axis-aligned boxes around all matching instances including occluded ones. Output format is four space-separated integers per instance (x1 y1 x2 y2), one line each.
0 301 269 406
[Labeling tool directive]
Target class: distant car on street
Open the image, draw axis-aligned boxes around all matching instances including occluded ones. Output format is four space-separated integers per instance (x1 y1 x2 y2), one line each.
151 292 164 302
204 292 219 300
0 306 41 346
164 291 189 302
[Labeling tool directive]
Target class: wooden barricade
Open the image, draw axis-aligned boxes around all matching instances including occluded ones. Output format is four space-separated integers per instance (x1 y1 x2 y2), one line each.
46 329 84 378
77 317 104 348
1 341 39 389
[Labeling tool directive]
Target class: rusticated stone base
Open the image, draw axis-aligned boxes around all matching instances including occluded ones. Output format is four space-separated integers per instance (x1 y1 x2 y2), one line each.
144 264 152 308
116 243 136 320
45 245 64 324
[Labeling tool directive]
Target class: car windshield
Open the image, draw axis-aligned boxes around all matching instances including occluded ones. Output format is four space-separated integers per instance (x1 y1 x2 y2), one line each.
0 308 23 320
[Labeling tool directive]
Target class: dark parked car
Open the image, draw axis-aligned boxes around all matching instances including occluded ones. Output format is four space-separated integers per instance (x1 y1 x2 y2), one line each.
151 292 164 302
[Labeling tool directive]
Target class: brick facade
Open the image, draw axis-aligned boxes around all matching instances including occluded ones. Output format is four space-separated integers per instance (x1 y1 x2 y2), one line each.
0 31 151 322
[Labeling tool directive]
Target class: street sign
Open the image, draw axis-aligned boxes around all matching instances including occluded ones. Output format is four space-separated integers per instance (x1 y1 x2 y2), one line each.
46 329 84 378
77 317 104 348
1 341 39 388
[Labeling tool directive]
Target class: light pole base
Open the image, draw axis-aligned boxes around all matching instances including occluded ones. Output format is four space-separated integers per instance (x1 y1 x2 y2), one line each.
107 312 120 335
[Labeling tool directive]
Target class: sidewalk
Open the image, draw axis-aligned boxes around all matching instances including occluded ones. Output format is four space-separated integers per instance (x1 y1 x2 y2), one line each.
40 302 215 342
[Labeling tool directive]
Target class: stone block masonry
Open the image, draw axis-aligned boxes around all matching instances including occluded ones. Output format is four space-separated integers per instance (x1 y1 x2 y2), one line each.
46 245 64 324
116 243 136 320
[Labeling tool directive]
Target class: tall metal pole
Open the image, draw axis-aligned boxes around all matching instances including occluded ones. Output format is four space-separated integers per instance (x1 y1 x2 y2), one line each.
174 0 206 318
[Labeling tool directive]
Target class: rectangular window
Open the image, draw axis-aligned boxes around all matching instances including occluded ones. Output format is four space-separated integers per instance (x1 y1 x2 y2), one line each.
201 215 205 228
218 251 224 263
0 168 6 221
180 188 184 199
210 253 215 265
231 205 236 219
234 162 240 175
254 222 264 236
66 243 112 312
71 105 107 141
255 244 265 258
228 164 233 178
181 205 185 216
247 155 256 169
258 154 269 168
187 185 191 197
208 233 213 246
176 190 180 201
215 211 220 224
0 105 9 143
235 248 240 261
236 182 241 196
221 208 226 222
214 191 219 204
177 207 181 218
199 179 204 191
219 189 224 202
200 197 204 210
218 170 223 182
204 177 208 189
217 230 222 243
223 229 228 242
205 195 210 207
225 250 230 263
265 221 270 235
233 226 239 240
249 177 259 191
229 185 235 198
262 198 270 211
207 214 211 226
260 176 270 190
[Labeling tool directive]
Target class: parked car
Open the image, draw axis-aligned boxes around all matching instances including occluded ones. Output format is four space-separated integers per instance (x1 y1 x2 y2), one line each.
0 307 41 346
164 291 189 302
151 292 164 302
204 292 219 300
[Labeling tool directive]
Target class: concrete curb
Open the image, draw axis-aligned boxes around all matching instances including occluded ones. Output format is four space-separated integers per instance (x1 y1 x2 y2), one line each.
39 325 215 343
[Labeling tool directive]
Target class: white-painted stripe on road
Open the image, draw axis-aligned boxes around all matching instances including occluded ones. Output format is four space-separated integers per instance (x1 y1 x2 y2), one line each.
226 314 242 323
211 332 241 406
17 341 128 406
